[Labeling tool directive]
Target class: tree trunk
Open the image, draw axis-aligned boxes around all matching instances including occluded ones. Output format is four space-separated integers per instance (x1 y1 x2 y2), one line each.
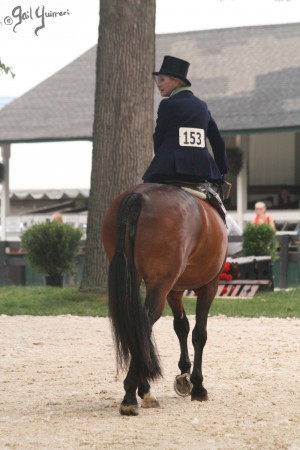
80 0 156 292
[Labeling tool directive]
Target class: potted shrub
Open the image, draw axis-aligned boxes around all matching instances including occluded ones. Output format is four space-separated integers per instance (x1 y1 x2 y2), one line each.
242 222 278 261
21 220 83 286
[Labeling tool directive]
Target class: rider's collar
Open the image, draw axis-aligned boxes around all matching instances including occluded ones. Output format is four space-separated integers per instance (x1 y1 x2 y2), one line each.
170 86 192 96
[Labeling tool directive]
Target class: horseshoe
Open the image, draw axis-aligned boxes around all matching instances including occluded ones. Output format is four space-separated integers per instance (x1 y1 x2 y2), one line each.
173 373 193 397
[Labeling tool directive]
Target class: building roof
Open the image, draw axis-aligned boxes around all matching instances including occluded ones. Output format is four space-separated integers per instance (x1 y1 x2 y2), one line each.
7 189 89 215
9 189 89 200
0 47 96 143
0 22 299 144
155 23 300 133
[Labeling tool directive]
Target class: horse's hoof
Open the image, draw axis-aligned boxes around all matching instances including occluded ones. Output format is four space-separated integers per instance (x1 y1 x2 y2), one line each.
119 403 139 416
191 386 208 402
141 391 160 408
174 373 193 397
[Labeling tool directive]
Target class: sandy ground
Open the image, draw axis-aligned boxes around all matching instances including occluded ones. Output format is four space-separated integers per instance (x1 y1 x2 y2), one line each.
0 315 300 450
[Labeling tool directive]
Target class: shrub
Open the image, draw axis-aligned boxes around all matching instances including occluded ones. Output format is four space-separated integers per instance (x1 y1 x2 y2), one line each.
21 221 83 278
242 222 278 261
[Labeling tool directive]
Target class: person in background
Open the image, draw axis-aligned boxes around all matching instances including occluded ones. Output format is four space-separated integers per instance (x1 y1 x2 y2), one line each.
279 189 297 209
52 212 64 223
143 55 228 193
252 201 275 229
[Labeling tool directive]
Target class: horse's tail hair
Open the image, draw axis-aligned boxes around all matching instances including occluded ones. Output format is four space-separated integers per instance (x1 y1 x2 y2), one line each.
108 192 162 382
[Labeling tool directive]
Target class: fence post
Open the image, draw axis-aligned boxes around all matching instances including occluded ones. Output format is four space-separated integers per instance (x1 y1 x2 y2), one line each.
277 234 290 289
0 241 7 286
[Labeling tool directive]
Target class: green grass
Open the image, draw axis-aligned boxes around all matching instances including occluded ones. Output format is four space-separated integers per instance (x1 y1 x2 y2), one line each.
209 289 300 318
0 286 107 316
0 286 299 318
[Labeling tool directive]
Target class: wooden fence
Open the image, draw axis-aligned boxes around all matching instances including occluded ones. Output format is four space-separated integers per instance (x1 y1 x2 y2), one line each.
228 233 299 289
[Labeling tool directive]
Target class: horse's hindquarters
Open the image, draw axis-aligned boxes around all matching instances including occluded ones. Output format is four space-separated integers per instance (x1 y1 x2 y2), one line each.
135 190 227 291
102 184 228 415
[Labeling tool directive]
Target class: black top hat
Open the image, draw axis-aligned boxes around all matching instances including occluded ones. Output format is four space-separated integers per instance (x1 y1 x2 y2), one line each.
152 55 191 86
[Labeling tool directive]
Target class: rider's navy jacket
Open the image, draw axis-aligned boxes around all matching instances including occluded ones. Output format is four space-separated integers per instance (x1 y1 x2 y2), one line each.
143 89 228 183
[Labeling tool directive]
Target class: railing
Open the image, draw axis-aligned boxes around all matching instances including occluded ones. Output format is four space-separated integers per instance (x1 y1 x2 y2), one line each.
228 233 300 289
0 235 299 288
0 240 86 287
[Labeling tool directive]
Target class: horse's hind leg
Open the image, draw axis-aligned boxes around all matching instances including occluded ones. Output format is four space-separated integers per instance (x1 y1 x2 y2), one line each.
136 285 170 409
121 361 159 415
138 380 160 409
120 355 160 415
120 360 140 416
190 280 218 401
167 290 191 374
120 286 165 415
167 290 193 396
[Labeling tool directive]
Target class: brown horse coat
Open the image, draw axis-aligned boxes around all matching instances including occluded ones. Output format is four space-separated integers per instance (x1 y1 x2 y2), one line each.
102 183 228 415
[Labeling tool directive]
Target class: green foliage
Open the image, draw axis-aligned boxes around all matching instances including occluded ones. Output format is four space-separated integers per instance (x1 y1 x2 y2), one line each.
242 222 278 261
21 221 83 277
0 58 15 78
0 21 15 78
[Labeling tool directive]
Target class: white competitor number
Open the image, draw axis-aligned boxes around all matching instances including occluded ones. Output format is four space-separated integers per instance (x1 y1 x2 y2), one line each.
179 127 205 148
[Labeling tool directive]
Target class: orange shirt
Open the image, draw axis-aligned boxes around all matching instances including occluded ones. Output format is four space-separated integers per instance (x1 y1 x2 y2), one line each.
252 215 273 226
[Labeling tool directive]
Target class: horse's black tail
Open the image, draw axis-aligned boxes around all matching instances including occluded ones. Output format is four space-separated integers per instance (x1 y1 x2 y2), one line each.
108 192 162 382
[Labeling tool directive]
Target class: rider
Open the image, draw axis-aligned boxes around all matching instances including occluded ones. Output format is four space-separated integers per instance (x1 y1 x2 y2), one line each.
143 55 229 195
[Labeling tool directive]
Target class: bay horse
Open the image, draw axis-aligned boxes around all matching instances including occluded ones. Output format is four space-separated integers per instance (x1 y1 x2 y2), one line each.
102 182 227 416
